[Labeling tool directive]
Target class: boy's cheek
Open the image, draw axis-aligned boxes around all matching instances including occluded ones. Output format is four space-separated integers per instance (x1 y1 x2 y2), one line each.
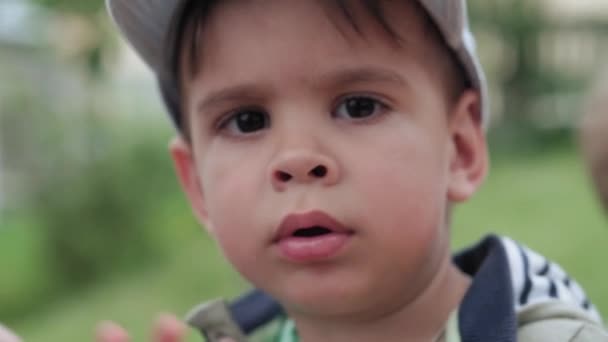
201 177 263 246
206 222 266 285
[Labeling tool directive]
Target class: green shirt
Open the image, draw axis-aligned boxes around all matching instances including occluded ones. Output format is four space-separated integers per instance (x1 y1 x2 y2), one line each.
276 310 461 342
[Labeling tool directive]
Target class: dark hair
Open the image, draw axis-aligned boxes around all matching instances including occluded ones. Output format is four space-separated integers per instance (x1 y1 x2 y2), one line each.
162 0 468 138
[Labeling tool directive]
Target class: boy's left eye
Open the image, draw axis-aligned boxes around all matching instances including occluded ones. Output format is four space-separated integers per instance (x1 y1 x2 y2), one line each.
334 96 387 120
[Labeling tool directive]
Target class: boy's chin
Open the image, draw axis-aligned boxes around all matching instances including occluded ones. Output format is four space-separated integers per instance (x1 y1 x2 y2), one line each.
282 291 400 321
272 276 398 319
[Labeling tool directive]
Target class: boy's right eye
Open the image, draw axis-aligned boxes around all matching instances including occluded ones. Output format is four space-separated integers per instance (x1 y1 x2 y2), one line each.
219 109 270 135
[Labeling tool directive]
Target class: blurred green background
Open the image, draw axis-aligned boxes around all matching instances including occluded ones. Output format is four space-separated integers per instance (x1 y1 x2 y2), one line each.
1 0 608 341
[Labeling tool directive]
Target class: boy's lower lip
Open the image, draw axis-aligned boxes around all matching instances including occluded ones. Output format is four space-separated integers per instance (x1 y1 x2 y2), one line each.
276 232 352 263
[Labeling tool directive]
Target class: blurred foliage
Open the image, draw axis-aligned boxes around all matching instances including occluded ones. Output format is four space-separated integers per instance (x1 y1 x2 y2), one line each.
0 0 179 320
468 0 608 150
1 94 181 320
33 127 177 287
34 0 103 14
34 0 114 79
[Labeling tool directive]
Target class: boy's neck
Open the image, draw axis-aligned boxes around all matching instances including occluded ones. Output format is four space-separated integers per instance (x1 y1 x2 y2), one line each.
289 255 471 342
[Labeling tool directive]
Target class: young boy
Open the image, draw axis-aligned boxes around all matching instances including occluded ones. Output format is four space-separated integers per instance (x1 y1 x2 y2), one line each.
103 0 607 341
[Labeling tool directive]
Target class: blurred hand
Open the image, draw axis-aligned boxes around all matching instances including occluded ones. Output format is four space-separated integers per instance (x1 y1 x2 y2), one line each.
0 324 21 342
95 313 238 342
95 314 186 342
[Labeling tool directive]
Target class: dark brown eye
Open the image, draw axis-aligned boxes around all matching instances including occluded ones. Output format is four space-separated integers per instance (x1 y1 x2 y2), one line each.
335 96 385 120
223 110 270 134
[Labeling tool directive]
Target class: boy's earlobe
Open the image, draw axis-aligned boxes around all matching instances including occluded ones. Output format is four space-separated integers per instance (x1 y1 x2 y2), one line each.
169 137 210 225
447 90 489 203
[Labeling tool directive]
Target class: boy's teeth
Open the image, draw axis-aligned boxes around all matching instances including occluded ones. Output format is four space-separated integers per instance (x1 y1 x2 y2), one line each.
293 226 332 237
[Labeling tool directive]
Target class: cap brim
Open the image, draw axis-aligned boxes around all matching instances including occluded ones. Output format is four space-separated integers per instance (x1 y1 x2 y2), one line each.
107 0 184 75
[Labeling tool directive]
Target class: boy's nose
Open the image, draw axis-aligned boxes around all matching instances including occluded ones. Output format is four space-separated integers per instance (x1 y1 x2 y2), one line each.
270 150 340 191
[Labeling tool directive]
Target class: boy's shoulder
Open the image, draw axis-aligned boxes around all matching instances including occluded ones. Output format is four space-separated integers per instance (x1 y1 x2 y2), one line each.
455 235 601 321
456 235 606 341
518 301 608 341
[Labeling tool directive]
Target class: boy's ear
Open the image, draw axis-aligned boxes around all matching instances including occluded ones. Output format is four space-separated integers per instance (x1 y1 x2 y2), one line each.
169 136 209 225
447 90 489 203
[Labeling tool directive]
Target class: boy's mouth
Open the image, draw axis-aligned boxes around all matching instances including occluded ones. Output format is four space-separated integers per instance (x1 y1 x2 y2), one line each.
273 211 354 263
292 226 333 238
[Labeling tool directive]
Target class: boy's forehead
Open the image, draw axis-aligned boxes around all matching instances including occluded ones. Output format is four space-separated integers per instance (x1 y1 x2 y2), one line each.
186 0 435 78
200 0 427 50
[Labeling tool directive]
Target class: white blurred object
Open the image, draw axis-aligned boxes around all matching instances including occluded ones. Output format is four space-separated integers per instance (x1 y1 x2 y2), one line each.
542 0 608 20
0 324 21 342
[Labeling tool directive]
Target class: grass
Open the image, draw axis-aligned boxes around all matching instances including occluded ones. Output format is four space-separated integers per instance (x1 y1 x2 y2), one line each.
5 145 608 341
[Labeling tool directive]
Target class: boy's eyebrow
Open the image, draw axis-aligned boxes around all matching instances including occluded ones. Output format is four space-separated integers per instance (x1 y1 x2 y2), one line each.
196 84 265 114
196 67 409 114
322 67 410 89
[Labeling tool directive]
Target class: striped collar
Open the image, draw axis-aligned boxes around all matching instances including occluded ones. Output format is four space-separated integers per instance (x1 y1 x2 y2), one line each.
454 235 600 342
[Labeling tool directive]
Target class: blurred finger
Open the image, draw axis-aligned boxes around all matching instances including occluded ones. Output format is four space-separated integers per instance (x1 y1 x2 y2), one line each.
0 324 21 342
95 321 130 342
153 314 186 342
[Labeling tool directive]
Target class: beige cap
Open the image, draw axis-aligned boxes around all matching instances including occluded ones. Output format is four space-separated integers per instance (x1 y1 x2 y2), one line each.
106 0 490 129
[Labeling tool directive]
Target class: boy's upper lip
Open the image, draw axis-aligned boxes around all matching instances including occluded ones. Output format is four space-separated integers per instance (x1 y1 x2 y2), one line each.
273 210 353 243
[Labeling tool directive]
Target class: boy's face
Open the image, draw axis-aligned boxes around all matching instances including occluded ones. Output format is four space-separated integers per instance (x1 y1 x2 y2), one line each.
171 0 487 317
